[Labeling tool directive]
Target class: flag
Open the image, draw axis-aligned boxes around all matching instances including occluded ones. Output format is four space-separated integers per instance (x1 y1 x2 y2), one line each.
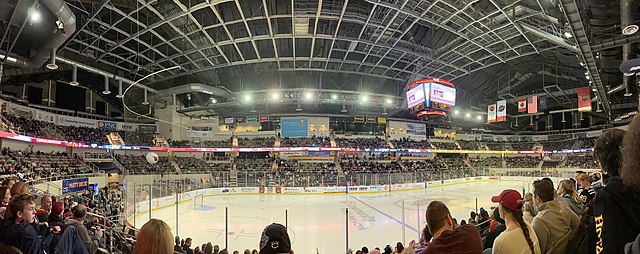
518 98 527 112
538 95 549 111
488 102 497 123
527 96 538 114
496 100 507 122
577 86 592 112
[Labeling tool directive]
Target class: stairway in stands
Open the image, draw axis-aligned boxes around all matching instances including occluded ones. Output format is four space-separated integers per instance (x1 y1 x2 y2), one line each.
229 158 238 187
153 134 170 147
107 132 125 145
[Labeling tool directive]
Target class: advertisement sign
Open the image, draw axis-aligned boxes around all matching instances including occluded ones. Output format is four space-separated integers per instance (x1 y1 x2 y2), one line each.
366 116 376 123
188 126 213 137
35 111 56 123
236 117 245 123
406 84 426 108
57 115 97 128
354 116 365 123
407 123 426 136
98 121 117 131
224 117 234 124
527 96 538 114
138 125 157 133
518 98 527 112
62 178 89 194
377 117 387 124
496 100 506 122
246 115 257 122
281 118 308 138
259 115 269 122
577 86 592 112
430 83 456 106
488 102 496 123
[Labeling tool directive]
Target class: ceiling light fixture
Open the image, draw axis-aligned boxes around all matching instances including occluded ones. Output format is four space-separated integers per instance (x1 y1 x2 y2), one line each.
564 31 573 38
116 80 124 98
69 65 79 86
46 48 58 70
142 89 149 105
30 8 41 23
622 25 639 35
102 75 111 95
386 99 393 104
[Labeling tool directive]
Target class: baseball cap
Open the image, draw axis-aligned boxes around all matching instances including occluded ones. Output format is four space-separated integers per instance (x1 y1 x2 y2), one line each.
491 189 523 211
259 223 291 254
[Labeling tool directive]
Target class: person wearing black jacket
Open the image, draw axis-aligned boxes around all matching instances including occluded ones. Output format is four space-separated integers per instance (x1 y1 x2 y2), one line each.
0 194 46 254
482 208 506 251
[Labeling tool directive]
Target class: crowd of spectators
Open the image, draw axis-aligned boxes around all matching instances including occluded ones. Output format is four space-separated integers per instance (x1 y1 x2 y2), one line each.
505 156 540 168
169 140 191 148
238 137 275 148
174 156 230 173
336 137 388 149
0 148 91 181
392 138 430 149
563 155 598 168
280 136 331 147
469 156 502 168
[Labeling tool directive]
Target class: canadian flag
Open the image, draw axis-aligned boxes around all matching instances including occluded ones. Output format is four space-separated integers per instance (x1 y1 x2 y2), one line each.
518 98 527 113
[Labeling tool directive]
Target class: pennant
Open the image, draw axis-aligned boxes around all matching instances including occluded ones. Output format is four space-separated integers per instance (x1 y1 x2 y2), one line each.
496 100 507 122
527 96 538 114
518 98 527 113
577 86 592 112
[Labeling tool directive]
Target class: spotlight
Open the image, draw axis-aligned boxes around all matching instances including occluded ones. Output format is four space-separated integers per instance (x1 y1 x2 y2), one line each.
271 92 280 100
361 96 368 102
465 113 471 118
69 65 79 86
46 49 58 70
305 92 313 100
386 99 393 104
102 75 110 95
454 110 459 115
244 94 251 102
564 31 573 38
476 115 482 121
624 92 633 97
331 94 338 100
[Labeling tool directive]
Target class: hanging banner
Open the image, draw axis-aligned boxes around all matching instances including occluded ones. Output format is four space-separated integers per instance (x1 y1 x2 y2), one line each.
236 117 245 123
259 115 269 122
354 116 365 123
377 117 387 124
366 116 376 123
538 95 549 111
496 100 507 122
577 86 592 112
527 96 538 114
518 98 527 113
487 102 497 123
224 117 234 124
246 115 258 122
187 126 213 138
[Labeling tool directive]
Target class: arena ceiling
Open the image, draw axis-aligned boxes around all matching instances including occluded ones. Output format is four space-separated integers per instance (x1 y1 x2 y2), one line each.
0 0 638 123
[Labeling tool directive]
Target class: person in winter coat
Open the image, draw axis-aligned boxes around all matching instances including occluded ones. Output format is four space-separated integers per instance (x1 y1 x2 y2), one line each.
557 179 584 216
531 179 580 254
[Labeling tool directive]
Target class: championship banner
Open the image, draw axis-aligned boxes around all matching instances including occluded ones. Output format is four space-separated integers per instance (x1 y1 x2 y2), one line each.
62 178 88 194
577 86 592 112
377 117 387 124
496 100 506 122
488 102 497 123
259 115 269 122
527 96 538 114
518 98 527 112
366 116 376 123
354 116 365 123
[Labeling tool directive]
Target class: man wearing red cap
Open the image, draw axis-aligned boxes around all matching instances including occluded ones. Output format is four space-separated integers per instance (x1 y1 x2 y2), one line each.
490 189 541 254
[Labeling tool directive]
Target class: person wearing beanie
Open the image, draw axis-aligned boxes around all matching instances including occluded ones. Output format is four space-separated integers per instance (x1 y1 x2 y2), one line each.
490 189 541 254
259 223 293 254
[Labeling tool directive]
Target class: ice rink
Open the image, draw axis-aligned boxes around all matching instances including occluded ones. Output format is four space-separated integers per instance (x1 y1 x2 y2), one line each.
132 180 534 254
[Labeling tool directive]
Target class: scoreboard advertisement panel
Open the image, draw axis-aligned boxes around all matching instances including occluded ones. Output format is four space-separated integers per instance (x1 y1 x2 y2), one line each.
430 83 456 106
406 84 426 108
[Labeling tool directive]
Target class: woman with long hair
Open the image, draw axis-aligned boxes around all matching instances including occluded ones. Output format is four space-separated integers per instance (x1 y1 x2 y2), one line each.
133 219 174 254
0 186 10 219
557 179 584 216
490 189 541 254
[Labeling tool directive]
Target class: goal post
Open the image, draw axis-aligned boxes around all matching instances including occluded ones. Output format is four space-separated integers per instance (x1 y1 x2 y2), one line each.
192 194 204 210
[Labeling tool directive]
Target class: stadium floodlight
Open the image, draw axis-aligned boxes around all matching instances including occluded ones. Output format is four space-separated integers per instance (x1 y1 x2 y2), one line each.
386 99 393 104
271 92 280 100
243 94 252 102
476 115 482 121
331 94 338 100
30 8 41 23
305 92 313 100
361 95 368 102
454 110 459 115
465 113 471 118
